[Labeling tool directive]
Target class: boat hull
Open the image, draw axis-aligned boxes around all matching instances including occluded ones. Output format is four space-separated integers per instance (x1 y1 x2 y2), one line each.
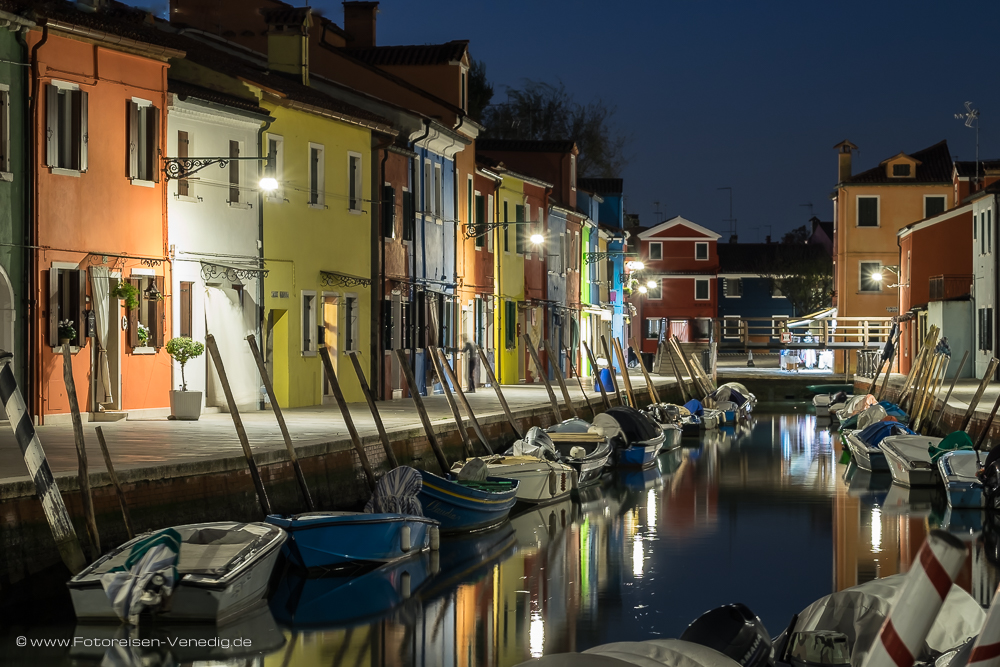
453 457 577 505
844 431 888 472
417 471 518 534
880 436 941 487
938 451 985 509
266 512 437 570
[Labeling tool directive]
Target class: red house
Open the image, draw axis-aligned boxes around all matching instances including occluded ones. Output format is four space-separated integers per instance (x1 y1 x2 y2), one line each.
633 216 720 352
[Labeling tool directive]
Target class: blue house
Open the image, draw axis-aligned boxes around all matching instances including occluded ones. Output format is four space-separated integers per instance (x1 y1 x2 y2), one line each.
717 242 808 342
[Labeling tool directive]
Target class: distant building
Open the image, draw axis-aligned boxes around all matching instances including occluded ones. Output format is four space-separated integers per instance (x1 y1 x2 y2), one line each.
808 217 833 256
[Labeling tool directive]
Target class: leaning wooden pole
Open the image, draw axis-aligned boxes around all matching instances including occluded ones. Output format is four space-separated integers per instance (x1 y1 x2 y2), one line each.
206 334 273 515
437 348 492 454
932 350 970 431
395 349 452 474
522 334 563 423
663 341 690 402
912 354 943 432
600 335 625 406
631 336 660 405
567 353 598 419
542 339 578 419
475 344 523 439
976 386 1000 450
427 347 475 458
0 354 87 573
876 339 901 401
960 357 999 433
866 331 899 396
317 346 378 492
347 351 399 469
95 427 134 540
247 334 314 511
611 337 637 407
582 340 612 410
671 336 705 397
61 343 100 557
917 355 950 434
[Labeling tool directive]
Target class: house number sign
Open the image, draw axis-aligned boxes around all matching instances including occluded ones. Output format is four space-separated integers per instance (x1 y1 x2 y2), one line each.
121 316 128 331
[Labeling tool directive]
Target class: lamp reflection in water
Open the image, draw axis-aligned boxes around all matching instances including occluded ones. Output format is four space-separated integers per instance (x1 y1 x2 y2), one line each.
530 610 545 658
633 533 644 578
871 507 882 554
647 489 657 530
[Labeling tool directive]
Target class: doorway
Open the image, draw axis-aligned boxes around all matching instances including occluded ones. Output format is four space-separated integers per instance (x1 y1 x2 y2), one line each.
322 293 339 402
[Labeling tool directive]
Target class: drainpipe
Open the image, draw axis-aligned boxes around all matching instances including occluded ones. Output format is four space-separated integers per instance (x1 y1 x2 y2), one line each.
410 120 431 384
257 116 272 410
451 114 464 364
27 22 48 422
374 135 392 399
494 175 502 382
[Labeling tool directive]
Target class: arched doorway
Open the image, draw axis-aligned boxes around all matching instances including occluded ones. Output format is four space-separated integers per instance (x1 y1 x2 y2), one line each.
0 264 16 356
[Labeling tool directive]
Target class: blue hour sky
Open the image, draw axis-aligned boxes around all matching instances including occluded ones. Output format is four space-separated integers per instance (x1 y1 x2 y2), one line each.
133 0 1000 240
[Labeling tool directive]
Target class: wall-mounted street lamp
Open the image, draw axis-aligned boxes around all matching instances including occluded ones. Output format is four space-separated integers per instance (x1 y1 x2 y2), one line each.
530 233 545 245
584 251 639 265
871 265 901 288
638 285 648 294
646 280 656 289
162 149 279 192
463 220 536 239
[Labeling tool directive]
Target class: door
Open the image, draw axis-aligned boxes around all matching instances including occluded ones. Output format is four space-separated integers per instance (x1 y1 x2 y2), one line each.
322 294 339 402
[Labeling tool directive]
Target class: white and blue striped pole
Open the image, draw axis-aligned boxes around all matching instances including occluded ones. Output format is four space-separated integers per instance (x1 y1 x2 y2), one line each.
0 352 87 574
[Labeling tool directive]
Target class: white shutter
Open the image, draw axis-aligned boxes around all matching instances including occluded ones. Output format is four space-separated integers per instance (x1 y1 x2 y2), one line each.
127 100 138 179
45 85 58 167
78 90 88 172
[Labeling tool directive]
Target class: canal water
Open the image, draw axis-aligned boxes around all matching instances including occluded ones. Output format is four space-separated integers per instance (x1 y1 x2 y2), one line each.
4 407 998 666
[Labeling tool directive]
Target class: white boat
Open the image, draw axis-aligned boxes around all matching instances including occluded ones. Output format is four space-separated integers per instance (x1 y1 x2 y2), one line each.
451 455 576 505
883 483 938 517
880 435 942 487
702 409 721 430
69 522 286 624
813 393 852 417
937 450 985 509
843 430 888 472
661 423 682 450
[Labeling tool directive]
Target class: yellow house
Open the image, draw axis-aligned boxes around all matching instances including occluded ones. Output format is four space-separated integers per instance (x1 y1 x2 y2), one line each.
495 172 526 384
832 140 953 321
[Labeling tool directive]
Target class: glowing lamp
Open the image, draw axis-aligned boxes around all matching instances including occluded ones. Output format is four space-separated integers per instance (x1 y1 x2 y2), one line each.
259 177 279 192
530 233 544 245
638 285 648 294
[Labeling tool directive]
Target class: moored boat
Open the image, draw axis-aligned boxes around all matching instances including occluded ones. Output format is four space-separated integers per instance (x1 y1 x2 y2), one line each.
594 407 665 469
416 470 518 534
843 421 915 472
880 434 942 487
545 418 614 487
938 450 985 509
450 454 577 505
68 522 286 624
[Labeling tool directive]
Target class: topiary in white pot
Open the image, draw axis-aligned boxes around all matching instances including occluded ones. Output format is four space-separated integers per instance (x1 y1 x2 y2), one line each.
166 337 205 420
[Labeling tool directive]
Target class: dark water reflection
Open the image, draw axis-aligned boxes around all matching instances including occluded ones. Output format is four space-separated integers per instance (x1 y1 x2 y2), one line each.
9 408 1000 666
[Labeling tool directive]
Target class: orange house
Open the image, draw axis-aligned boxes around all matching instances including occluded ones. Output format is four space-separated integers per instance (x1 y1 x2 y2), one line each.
28 11 178 422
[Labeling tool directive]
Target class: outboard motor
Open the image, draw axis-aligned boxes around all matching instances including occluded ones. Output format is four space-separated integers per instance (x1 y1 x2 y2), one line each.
979 447 1000 511
681 603 772 667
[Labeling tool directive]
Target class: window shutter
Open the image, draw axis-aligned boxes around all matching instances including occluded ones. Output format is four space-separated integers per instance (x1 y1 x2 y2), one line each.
149 106 160 183
74 270 86 348
48 268 58 346
45 85 58 167
382 185 395 237
0 91 9 172
78 90 88 172
154 276 164 347
128 278 140 348
403 190 414 241
127 101 138 179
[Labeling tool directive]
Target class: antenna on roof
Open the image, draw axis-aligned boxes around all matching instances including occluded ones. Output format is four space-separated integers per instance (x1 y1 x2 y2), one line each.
653 200 662 224
718 186 736 238
955 101 981 187
800 203 814 219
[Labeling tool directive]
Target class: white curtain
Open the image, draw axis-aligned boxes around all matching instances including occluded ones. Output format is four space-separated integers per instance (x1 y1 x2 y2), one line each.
90 266 113 406
205 286 259 409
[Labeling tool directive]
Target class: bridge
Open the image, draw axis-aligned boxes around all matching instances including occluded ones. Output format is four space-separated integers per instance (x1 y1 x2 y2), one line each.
714 316 894 351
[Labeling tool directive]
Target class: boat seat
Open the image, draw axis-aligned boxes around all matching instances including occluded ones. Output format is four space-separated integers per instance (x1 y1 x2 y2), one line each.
177 542 250 575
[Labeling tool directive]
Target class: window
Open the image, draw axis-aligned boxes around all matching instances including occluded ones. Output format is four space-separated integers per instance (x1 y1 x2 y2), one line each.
552 233 563 273
503 200 509 252
990 210 994 254
859 261 882 292
0 85 9 177
723 316 742 340
46 83 88 172
772 282 786 298
474 192 485 249
309 143 324 207
925 195 946 218
645 318 662 340
515 204 526 253
461 70 467 111
349 153 362 212
176 131 191 197
647 279 662 299
723 278 742 298
979 308 994 352
423 161 432 215
402 188 415 241
382 184 396 238
892 163 911 177
695 242 708 260
695 278 710 300
179 281 193 338
126 274 164 349
434 163 443 218
302 291 317 355
857 196 879 227
504 300 516 350
982 212 987 255
128 99 159 183
648 242 662 261
48 265 86 347
266 134 283 200
570 154 576 190
345 295 358 352
573 231 580 271
228 140 241 204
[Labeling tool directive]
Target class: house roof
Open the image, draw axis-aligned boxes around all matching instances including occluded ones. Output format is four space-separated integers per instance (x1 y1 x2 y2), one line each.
477 138 578 154
577 177 623 195
954 160 1000 178
898 202 972 238
844 140 952 185
637 216 722 241
809 217 833 239
344 40 469 67
717 243 828 274
259 5 311 26
168 80 269 116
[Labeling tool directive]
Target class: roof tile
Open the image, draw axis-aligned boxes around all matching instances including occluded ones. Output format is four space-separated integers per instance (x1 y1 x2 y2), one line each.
344 40 469 67
846 140 952 184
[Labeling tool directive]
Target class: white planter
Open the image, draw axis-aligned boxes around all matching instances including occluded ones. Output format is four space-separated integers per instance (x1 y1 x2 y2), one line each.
170 390 202 421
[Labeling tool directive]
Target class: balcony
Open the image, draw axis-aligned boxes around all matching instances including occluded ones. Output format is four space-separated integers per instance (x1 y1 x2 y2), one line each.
929 274 973 302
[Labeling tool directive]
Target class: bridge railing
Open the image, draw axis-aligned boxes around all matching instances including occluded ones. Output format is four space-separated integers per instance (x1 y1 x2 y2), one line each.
718 316 894 348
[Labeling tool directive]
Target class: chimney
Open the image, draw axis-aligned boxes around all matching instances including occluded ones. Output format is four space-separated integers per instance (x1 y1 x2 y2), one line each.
765 235 771 244
343 1 378 48
729 234 738 244
834 140 857 183
263 7 313 86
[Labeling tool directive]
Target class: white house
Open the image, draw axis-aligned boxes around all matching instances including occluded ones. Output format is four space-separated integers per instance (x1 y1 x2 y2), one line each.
166 84 272 412
969 182 1000 378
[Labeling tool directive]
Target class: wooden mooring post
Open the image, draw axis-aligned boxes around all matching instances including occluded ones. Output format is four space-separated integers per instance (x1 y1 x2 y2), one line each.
318 346 378 492
612 338 637 408
476 344 523 439
931 350 970 432
600 335 625 406
542 339 578 419
395 349 453 474
61 343 100 557
631 336 661 405
582 340 612 410
95 427 134 540
347 350 399 469
436 348 492 454
523 334 563 423
567 353 598 419
427 347 475 458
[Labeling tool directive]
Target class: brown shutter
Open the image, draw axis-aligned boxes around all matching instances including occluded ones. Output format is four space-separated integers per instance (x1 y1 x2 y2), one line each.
127 100 138 179
150 106 160 183
45 85 58 167
128 278 140 348
48 268 58 346
78 90 88 172
154 275 164 347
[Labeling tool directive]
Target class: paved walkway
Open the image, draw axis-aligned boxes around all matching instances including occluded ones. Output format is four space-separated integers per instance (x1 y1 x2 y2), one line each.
867 372 1000 422
0 371 676 489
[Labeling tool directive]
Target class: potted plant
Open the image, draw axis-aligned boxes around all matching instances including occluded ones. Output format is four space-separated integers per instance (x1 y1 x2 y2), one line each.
136 323 150 348
113 281 139 310
166 336 205 420
58 319 76 347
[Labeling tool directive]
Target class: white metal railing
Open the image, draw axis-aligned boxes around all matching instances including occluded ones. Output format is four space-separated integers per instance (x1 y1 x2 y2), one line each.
718 316 893 348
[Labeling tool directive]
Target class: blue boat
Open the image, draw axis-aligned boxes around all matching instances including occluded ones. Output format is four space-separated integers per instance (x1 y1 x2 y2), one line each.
843 422 915 472
594 407 666 469
417 471 519 535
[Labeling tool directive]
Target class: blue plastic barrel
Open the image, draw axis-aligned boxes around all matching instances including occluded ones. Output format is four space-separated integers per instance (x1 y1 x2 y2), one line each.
595 368 615 392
